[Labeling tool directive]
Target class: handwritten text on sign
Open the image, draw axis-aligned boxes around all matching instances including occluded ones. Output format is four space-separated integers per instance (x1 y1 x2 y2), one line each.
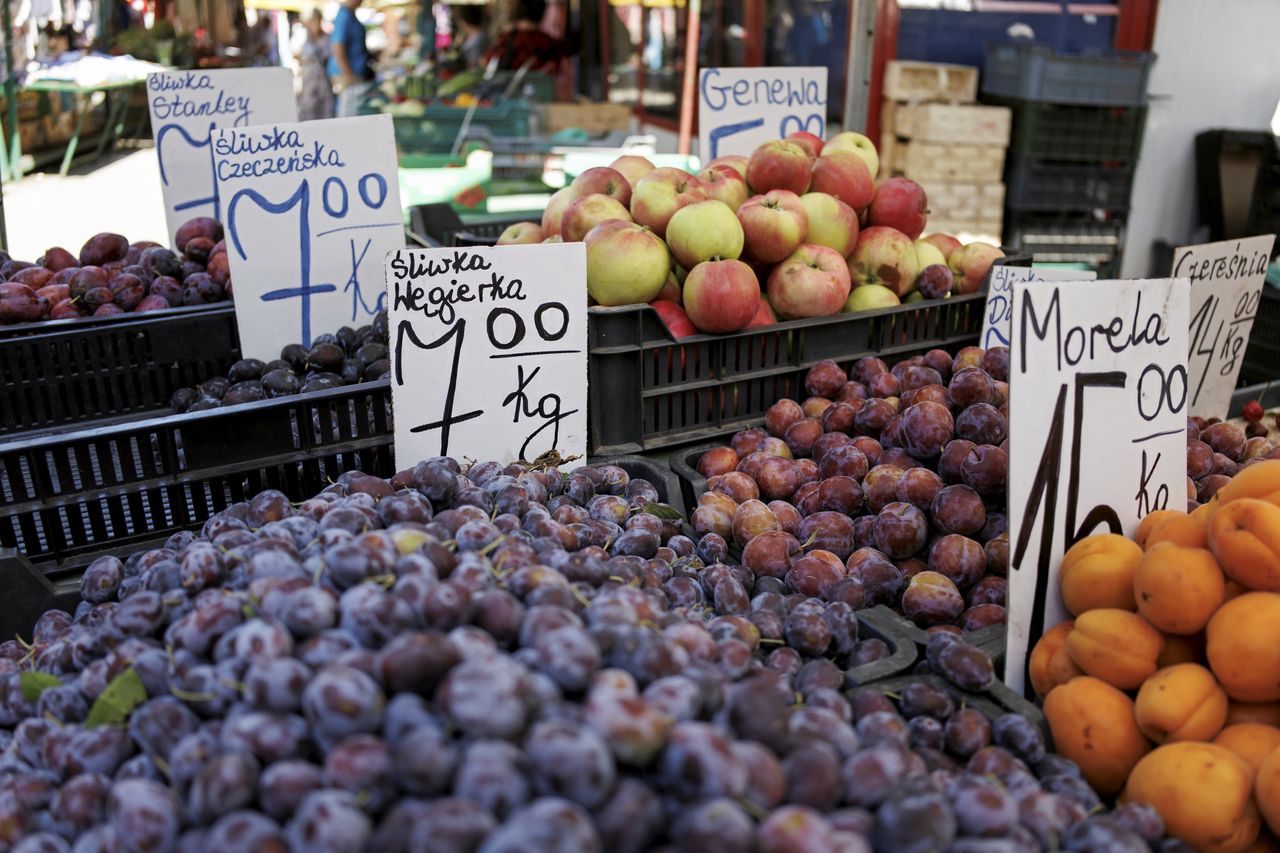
698 67 828 161
214 115 403 361
147 69 297 248
387 243 588 471
1172 235 1276 420
1005 278 1190 695
980 266 1096 349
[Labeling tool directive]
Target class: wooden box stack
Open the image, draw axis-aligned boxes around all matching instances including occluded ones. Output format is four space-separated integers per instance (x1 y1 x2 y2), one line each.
879 61 1011 244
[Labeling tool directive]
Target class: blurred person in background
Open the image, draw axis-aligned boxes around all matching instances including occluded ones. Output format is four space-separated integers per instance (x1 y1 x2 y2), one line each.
455 4 489 69
484 0 563 74
330 0 372 117
295 9 332 120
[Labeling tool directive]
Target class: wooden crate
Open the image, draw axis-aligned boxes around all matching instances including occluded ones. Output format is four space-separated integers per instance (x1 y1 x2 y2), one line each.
893 103 1011 146
543 102 632 134
883 61 979 103
927 181 1006 220
889 141 1006 183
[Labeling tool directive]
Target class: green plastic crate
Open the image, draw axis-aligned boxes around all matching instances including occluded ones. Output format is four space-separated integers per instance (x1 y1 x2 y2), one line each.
390 99 533 154
398 149 493 217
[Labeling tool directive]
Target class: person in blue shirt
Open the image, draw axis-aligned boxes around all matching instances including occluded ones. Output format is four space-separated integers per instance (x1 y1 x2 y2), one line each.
329 0 372 117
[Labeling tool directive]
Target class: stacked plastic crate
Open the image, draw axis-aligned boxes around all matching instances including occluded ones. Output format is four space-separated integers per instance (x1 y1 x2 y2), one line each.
879 61 1012 244
982 42 1155 276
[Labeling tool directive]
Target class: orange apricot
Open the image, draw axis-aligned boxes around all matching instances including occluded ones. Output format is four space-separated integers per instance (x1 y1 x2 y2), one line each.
1133 542 1225 635
1134 663 1228 744
1066 609 1164 690
1207 592 1280 702
1028 620 1082 699
1044 676 1150 796
1058 533 1141 614
1208 498 1280 591
1215 723 1280 777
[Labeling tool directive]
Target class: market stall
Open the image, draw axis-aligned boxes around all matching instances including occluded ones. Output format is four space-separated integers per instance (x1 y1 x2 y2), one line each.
0 3 1278 850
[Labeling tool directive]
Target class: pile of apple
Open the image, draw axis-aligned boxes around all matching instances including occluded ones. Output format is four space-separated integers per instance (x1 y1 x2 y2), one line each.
494 132 1004 336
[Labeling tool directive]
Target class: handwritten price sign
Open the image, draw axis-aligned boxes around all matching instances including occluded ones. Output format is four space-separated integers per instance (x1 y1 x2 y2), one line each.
214 115 403 361
1172 235 1276 420
698 67 827 160
1006 277 1190 695
387 243 588 471
147 69 297 248
980 266 1096 349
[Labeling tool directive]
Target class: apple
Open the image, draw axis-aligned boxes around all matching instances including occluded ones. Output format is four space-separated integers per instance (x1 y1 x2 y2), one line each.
570 166 633 207
747 297 777 328
844 284 901 312
737 190 808 264
848 226 921 297
867 177 929 240
810 152 875 212
823 131 879 179
707 155 749 179
542 235 563 243
913 238 946 272
631 168 708 238
585 220 671 306
541 187 574 238
698 165 750 212
684 259 761 333
921 232 962 261
561 193 632 242
657 269 682 304
948 242 1005 295
496 222 544 246
799 192 859 257
609 155 657 190
746 140 813 196
665 200 744 269
651 298 697 338
766 244 852 319
786 131 824 159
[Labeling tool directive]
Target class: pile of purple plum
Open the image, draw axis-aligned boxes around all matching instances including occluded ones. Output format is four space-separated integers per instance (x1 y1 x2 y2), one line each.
0 454 1188 851
691 347 1012 633
170 312 391 412
0 217 232 325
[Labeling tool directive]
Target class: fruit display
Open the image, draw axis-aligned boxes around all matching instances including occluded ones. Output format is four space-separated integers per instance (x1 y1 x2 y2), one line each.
0 218 233 326
685 347 1012 633
169 313 391 413
493 135 1004 336
0 453 1196 852
1029 459 1280 852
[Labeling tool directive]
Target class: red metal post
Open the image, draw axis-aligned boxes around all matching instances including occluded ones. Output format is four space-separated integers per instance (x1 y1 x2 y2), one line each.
677 0 701 154
1115 0 1159 51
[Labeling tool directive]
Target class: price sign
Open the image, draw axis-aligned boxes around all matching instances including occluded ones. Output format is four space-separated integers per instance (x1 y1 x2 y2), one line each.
698 67 828 160
1006 277 1190 695
147 69 297 248
214 115 403 361
980 266 1096 349
386 243 588 471
1172 235 1276 419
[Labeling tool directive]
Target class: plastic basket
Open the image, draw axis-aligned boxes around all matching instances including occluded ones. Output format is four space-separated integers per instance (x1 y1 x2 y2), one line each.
589 251 1030 457
406 203 524 248
1001 100 1147 161
398 149 494 214
982 42 1155 107
390 99 533 155
0 448 685 641
1005 154 1136 212
867 672 1048 739
1241 287 1280 385
0 305 241 438
1004 213 1126 269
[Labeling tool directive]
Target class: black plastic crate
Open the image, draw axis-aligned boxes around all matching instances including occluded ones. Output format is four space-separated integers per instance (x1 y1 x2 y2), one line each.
1005 154 1136 213
982 41 1155 107
847 606 921 686
0 450 685 641
590 252 1030 457
865 672 1048 739
999 99 1147 162
1194 130 1280 243
407 203 524 248
1004 213 1126 270
0 305 241 437
1241 287 1280 385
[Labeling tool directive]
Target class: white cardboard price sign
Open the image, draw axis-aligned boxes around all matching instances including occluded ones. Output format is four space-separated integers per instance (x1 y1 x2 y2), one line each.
980 266 1096 349
386 243 588 471
1172 234 1276 420
698 67 828 160
214 115 403 361
1006 277 1190 695
147 68 297 248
